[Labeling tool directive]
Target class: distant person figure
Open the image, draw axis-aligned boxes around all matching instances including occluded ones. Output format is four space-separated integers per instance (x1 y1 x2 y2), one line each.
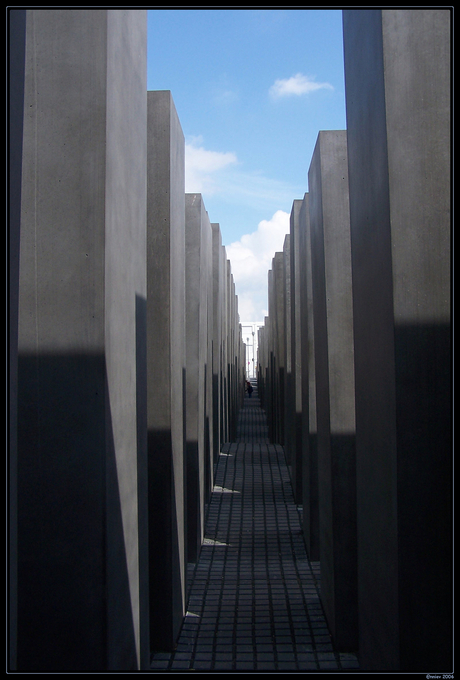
246 380 253 398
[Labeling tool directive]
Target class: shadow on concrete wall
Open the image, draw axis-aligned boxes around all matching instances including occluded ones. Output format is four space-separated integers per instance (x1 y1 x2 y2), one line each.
147 429 184 652
186 437 202 564
393 322 452 670
354 320 452 671
16 353 138 671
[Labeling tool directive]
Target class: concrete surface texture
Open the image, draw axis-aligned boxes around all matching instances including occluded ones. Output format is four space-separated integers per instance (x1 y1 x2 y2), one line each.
308 130 358 652
298 193 320 563
282 235 293 472
146 89 187 653
288 199 305 506
8 8 26 671
185 193 211 563
16 8 148 671
211 223 223 471
343 8 451 671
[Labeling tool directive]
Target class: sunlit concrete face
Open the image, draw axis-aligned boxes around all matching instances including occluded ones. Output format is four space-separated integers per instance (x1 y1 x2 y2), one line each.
146 89 187 653
185 193 211 562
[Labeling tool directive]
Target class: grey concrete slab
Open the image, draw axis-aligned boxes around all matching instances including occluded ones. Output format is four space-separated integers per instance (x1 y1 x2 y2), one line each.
147 90 186 653
203 212 214 502
343 8 452 671
226 261 237 442
298 194 320 561
8 8 26 671
266 269 275 442
17 9 148 670
283 235 293 469
308 130 358 652
221 248 229 444
289 200 304 504
185 194 210 563
211 224 223 461
273 252 286 446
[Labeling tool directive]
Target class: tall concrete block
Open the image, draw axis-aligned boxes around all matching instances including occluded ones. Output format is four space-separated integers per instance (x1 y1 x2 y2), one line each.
298 194 320 560
17 9 148 670
273 252 286 445
230 266 238 436
204 215 215 499
343 9 452 671
8 8 27 671
226 261 237 441
289 201 304 504
185 194 210 562
220 248 229 443
258 321 269 410
263 314 270 414
211 223 223 459
308 130 358 651
221 254 228 442
257 325 265 404
283 235 293 469
266 269 275 441
147 90 186 652
267 259 278 442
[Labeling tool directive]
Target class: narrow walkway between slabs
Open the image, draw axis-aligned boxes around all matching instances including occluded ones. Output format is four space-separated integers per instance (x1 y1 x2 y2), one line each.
151 381 359 672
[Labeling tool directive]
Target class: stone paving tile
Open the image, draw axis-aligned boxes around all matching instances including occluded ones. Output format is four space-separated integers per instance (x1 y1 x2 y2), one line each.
150 385 359 672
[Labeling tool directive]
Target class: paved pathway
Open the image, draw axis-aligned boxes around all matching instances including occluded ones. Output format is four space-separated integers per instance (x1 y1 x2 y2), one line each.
151 383 359 672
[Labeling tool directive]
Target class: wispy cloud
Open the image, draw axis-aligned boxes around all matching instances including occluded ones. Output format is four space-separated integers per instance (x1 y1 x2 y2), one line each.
185 136 238 194
269 72 333 99
226 210 290 321
185 137 301 213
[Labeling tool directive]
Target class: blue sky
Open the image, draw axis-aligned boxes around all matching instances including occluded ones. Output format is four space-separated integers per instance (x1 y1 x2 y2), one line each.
147 8 347 320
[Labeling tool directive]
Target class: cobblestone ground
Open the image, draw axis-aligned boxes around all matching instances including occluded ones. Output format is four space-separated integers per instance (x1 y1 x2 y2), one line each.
150 383 359 672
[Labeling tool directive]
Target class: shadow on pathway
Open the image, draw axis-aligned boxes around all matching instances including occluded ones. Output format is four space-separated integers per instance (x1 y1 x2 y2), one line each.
151 382 359 672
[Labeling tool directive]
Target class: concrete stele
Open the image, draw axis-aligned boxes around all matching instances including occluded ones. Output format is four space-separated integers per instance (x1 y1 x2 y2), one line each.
17 9 148 670
185 193 210 563
147 90 186 652
308 130 358 652
343 9 451 671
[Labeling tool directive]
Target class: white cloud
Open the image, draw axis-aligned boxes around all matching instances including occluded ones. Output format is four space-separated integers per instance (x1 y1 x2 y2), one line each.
221 171 298 213
269 72 333 99
227 210 290 321
185 136 238 194
184 138 297 321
